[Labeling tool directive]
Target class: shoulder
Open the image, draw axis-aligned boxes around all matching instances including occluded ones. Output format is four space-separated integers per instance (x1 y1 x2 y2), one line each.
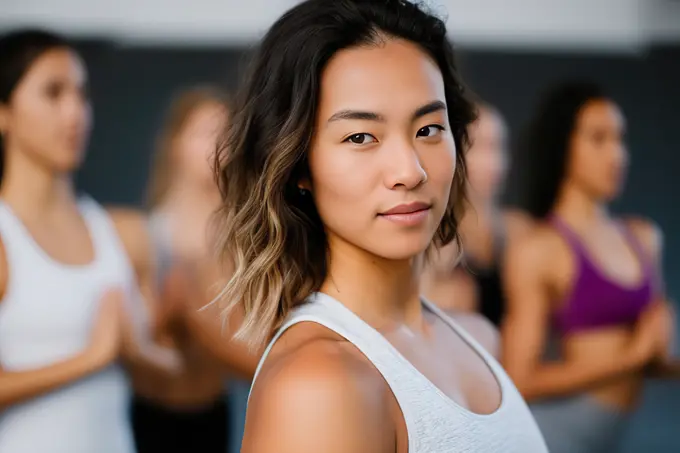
505 222 565 269
106 207 153 266
621 215 663 260
502 208 536 241
244 331 394 453
444 310 499 358
106 207 149 242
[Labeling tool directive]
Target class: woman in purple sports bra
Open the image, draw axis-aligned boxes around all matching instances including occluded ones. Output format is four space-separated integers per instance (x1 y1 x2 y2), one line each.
501 81 680 453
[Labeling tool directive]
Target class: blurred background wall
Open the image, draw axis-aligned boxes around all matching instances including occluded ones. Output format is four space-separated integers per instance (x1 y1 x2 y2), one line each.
1 1 678 451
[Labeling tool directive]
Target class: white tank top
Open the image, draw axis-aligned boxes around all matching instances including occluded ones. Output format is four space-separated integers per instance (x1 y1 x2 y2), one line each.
0 196 136 453
252 292 548 453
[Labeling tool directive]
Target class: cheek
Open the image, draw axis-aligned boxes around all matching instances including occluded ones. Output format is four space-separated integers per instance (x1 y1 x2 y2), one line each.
569 142 603 184
309 147 379 230
11 104 55 155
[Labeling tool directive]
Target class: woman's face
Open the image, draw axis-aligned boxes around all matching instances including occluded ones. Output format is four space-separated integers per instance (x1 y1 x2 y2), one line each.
465 106 508 203
307 38 457 261
175 102 226 187
566 99 628 201
0 48 91 174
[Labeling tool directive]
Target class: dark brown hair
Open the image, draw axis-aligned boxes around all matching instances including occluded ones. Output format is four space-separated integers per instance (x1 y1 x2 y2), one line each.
0 29 71 186
214 0 477 347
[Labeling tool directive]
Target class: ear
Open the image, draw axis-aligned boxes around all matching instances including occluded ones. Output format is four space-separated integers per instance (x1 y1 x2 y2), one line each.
297 178 312 192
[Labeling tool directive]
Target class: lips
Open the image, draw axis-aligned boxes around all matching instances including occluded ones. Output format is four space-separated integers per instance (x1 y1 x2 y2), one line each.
379 201 431 216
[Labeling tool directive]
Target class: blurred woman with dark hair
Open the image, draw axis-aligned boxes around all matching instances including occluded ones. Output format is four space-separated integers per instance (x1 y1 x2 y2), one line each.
502 81 679 453
0 29 179 453
132 86 259 453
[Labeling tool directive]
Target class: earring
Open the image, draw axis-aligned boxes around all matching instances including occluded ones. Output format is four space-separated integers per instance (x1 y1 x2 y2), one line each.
299 187 309 196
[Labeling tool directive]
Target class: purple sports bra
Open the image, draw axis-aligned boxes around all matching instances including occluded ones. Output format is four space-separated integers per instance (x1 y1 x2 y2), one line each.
550 216 655 335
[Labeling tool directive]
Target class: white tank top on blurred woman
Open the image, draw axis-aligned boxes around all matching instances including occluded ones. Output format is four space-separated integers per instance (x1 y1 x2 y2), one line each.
0 196 136 453
252 292 549 453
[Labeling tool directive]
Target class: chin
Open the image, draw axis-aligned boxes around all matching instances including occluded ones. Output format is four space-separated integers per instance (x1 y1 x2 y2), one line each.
369 235 432 262
597 184 624 202
51 154 84 174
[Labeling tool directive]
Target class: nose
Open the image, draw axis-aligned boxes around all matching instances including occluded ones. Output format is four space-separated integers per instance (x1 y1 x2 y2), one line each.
62 87 90 131
609 135 628 169
383 140 428 190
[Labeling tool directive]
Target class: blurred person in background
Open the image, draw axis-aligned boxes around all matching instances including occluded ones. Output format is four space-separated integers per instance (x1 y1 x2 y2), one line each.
422 102 531 326
0 29 180 453
132 86 259 453
502 81 680 453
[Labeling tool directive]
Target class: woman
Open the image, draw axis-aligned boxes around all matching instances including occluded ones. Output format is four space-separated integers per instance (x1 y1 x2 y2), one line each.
422 103 531 325
214 1 548 452
502 81 680 453
0 29 178 453
132 87 258 453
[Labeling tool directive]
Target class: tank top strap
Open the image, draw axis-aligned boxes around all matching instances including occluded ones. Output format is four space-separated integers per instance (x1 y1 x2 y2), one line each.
0 199 56 269
250 292 407 400
615 220 650 267
548 215 589 258
81 196 140 267
0 199 30 253
147 210 174 285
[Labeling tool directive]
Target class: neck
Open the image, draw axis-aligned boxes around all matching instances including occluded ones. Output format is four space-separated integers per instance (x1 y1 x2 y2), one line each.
320 234 425 331
553 183 608 225
0 149 76 217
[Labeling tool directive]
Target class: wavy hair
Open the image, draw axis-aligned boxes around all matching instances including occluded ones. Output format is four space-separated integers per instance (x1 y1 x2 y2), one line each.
214 0 477 347
517 81 606 219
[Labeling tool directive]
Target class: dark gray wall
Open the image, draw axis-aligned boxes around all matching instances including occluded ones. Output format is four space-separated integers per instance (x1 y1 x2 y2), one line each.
75 43 680 452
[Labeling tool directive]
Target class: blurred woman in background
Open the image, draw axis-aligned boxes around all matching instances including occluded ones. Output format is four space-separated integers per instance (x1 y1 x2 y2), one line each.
502 81 679 453
132 86 258 453
0 29 179 453
422 103 531 326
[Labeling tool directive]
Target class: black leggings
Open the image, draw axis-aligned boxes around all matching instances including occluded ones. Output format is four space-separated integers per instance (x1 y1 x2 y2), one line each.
131 396 229 453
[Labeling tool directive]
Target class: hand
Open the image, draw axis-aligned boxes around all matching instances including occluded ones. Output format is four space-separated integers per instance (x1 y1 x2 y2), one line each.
87 288 124 369
159 265 190 326
630 302 670 367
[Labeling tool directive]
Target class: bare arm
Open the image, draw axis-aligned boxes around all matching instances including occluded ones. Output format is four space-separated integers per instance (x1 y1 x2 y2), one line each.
0 235 121 409
626 217 680 379
241 341 395 453
108 208 182 375
501 229 654 401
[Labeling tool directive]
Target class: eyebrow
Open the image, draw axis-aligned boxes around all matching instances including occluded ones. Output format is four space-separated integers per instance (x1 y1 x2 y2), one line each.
326 100 447 125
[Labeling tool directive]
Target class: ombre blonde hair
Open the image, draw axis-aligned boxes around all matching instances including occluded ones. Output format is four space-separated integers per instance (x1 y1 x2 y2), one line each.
213 0 477 349
146 86 230 208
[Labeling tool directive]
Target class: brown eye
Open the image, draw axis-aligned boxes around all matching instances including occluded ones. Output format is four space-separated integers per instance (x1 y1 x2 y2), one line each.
344 133 377 145
416 125 444 138
44 81 64 100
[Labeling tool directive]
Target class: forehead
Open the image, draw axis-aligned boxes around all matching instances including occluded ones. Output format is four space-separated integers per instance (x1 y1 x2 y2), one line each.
576 99 625 130
19 48 87 89
186 102 225 126
475 108 505 134
317 38 446 118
